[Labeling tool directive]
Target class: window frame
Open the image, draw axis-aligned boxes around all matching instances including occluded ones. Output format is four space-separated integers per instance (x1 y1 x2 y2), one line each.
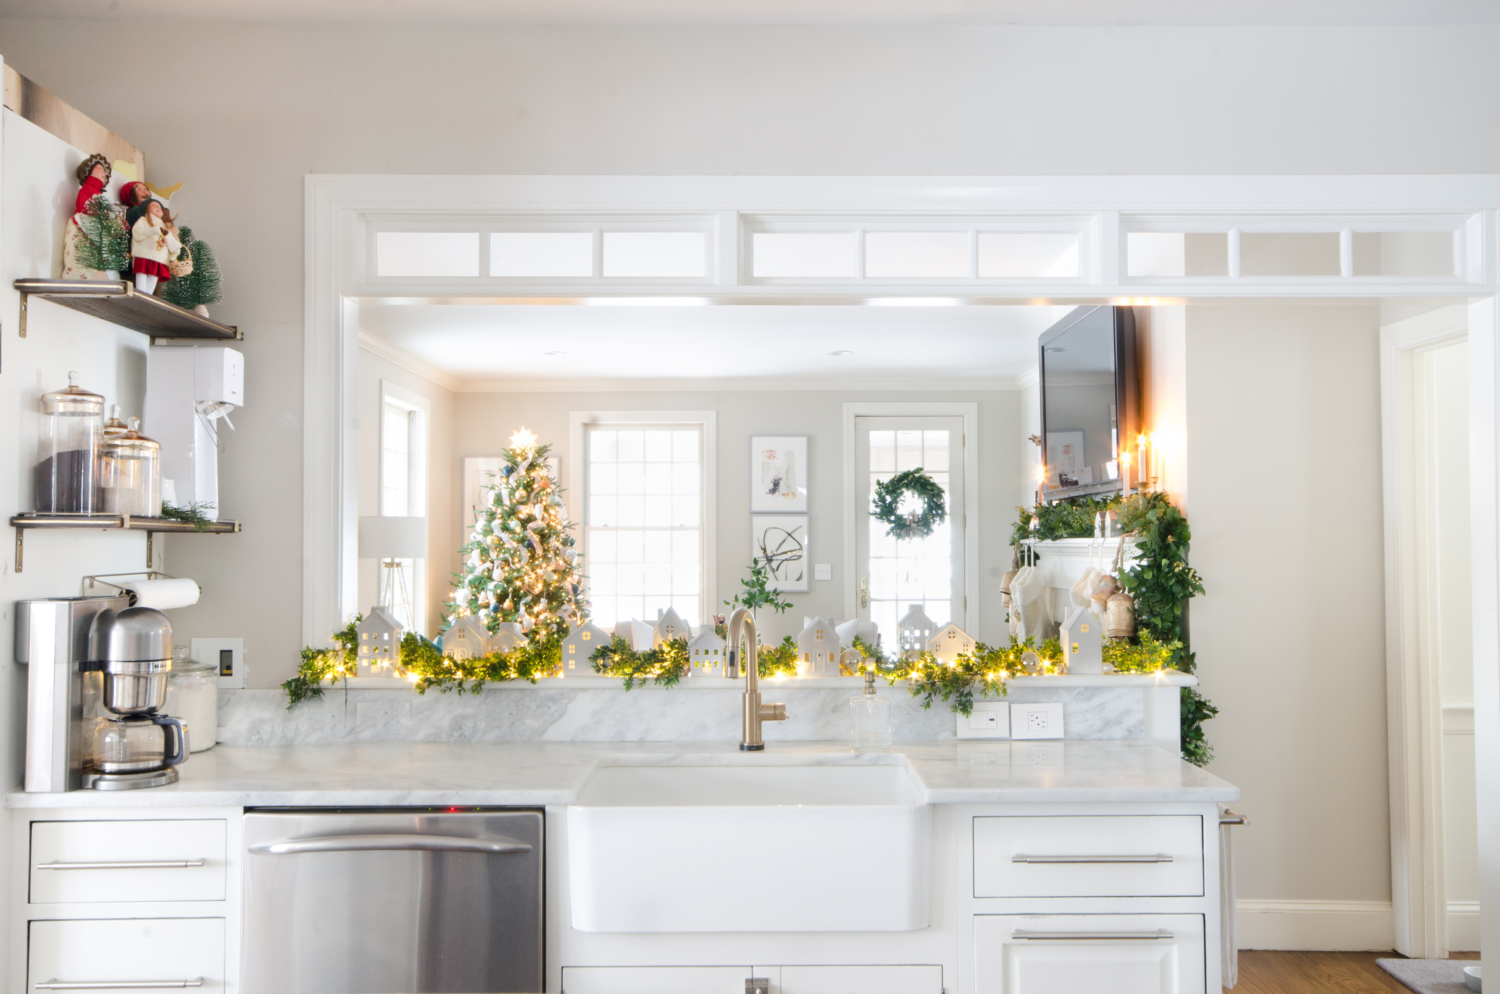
379 380 429 635
569 410 718 630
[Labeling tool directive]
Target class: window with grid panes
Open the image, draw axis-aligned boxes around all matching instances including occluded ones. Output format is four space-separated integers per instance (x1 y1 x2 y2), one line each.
585 426 703 629
866 428 953 650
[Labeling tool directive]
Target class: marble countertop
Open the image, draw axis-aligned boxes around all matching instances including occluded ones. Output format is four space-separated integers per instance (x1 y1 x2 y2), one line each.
6 740 1238 809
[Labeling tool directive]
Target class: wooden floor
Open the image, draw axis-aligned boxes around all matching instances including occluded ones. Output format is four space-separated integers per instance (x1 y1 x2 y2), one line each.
1231 951 1480 993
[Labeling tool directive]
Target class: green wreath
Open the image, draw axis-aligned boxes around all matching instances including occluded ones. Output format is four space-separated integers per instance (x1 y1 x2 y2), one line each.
873 468 948 540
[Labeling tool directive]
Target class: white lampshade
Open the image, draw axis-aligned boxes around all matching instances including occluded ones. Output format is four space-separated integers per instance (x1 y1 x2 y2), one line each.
359 516 428 559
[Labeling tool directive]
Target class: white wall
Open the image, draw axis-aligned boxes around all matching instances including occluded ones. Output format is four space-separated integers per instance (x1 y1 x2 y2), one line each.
453 388 1019 647
1185 304 1393 945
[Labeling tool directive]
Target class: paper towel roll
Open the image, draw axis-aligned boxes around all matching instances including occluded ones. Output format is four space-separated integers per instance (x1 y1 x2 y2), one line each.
123 578 201 610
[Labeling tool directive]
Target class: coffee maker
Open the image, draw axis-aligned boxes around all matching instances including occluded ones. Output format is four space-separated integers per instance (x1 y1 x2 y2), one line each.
17 597 189 792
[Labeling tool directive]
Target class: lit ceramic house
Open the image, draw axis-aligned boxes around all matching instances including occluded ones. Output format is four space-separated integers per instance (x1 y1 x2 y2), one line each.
897 604 937 658
652 606 693 648
561 621 610 673
355 606 403 671
489 621 527 655
1061 605 1103 675
796 617 840 677
927 622 975 665
615 619 654 651
443 615 492 661
687 628 727 677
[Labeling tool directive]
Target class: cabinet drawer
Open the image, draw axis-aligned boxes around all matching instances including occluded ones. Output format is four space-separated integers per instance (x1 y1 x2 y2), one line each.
31 820 227 904
562 966 753 993
29 918 226 992
974 816 1202 898
974 913 1204 994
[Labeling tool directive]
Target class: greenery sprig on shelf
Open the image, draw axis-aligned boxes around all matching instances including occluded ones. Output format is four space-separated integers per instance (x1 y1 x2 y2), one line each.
159 501 217 532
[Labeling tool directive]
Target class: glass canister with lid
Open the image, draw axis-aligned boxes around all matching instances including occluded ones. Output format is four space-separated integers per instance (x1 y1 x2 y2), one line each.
36 371 105 513
165 647 217 752
99 418 162 517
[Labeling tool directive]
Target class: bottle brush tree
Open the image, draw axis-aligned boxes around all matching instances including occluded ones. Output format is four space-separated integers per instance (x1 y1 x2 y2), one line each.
160 227 223 311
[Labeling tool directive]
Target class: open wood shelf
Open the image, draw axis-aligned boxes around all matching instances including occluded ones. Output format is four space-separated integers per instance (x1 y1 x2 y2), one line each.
9 513 240 573
15 279 240 343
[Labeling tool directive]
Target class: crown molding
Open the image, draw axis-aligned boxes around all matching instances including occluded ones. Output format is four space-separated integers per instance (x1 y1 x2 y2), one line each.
357 331 462 392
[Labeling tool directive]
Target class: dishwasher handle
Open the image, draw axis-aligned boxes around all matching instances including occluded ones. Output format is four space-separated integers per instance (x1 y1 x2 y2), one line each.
248 833 533 856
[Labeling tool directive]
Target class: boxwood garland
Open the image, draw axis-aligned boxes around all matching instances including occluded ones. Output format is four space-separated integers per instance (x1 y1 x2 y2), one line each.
873 468 948 540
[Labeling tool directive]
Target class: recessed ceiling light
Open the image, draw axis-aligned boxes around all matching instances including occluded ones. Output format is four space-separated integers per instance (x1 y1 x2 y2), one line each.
829 349 854 356
543 350 566 356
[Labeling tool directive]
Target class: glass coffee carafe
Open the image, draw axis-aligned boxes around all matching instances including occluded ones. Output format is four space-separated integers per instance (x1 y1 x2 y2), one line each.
91 714 188 775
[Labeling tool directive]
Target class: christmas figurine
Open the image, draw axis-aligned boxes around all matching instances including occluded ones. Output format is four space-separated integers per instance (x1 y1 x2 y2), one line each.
120 179 151 211
62 154 126 280
128 198 180 295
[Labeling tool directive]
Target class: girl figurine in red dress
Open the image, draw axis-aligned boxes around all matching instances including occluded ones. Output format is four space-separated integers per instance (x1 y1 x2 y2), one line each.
127 198 180 295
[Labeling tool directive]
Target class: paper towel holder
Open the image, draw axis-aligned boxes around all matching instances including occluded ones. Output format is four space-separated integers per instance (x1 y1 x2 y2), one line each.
83 571 201 608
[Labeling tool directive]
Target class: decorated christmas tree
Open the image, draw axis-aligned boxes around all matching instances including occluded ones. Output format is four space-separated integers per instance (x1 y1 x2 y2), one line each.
159 227 223 311
74 195 130 272
448 429 588 642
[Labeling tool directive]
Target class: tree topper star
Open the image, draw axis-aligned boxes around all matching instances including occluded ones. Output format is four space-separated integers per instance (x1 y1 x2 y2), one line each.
510 427 538 452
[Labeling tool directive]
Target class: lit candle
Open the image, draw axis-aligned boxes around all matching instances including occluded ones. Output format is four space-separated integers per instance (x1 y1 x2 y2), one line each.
1120 451 1132 491
1137 434 1148 491
1151 432 1162 491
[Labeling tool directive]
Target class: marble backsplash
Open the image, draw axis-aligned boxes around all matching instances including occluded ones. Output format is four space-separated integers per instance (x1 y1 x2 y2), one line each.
214 681 1144 746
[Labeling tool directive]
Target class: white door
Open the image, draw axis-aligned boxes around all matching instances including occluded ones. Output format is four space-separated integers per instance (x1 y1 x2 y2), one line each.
974 914 1205 994
855 416 966 651
778 964 944 993
29 918 226 992
562 966 754 993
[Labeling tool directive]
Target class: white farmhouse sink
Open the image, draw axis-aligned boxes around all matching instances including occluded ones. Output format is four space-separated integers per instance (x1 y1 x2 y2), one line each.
567 762 932 933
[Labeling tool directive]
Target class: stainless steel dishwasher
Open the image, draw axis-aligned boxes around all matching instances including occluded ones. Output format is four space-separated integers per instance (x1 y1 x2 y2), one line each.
242 808 543 994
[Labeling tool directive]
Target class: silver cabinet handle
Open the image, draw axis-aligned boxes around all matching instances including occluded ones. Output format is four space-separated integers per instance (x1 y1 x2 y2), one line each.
36 980 203 990
1012 929 1174 941
1011 853 1174 864
1220 808 1248 826
248 833 532 856
35 860 205 871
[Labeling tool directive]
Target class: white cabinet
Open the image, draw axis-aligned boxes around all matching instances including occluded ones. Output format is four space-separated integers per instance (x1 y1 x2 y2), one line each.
29 918 227 992
779 964 943 993
30 819 228 904
974 914 1205 994
561 966 754 993
973 815 1203 898
560 965 943 994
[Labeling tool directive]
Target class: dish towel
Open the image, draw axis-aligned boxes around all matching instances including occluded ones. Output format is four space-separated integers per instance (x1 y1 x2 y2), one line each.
1220 806 1239 989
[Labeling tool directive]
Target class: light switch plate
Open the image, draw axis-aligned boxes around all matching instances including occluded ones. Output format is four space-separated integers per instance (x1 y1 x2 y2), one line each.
814 563 832 581
1010 702 1064 740
956 700 1011 739
192 637 245 690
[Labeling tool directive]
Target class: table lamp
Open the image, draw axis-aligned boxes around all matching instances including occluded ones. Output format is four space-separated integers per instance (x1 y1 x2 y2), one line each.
358 516 428 626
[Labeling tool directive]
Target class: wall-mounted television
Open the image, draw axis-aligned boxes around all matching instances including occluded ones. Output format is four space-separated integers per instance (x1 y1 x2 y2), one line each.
1038 305 1139 501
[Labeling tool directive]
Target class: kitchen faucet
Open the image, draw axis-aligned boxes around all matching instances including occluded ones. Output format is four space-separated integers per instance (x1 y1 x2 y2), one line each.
725 608 788 751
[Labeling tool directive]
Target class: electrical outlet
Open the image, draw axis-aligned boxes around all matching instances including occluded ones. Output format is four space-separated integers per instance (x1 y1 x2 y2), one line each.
1010 702 1064 740
956 701 1011 739
192 638 245 690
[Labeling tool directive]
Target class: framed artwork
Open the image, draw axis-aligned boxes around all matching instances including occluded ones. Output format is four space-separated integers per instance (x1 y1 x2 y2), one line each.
750 435 809 513
752 515 808 592
1045 430 1086 489
464 455 559 526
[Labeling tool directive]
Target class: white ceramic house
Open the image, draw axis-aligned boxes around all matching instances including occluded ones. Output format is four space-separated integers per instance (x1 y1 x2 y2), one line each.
652 606 693 648
927 622 976 665
355 606 403 670
897 604 937 657
561 621 610 673
796 617 840 677
836 618 879 650
489 621 527 655
1061 605 1104 675
614 619 654 651
443 614 492 660
687 628 726 677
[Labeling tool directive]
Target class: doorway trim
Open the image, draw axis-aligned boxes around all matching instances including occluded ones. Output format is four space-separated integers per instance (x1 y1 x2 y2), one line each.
1380 304 1469 957
841 402 979 635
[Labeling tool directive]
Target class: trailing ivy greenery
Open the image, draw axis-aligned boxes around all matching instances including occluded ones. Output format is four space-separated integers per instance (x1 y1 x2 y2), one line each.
1011 490 1217 766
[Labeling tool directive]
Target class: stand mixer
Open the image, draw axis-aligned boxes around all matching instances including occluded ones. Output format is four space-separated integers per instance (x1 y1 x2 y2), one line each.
84 605 188 790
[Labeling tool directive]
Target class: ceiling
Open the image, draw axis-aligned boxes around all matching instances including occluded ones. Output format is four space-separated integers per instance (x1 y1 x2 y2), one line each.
5 0 1497 22
357 302 1069 389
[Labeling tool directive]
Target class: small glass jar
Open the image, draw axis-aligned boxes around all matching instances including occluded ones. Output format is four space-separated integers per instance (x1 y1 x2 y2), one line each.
99 417 161 517
165 648 217 753
102 403 130 439
850 670 892 753
35 371 104 513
